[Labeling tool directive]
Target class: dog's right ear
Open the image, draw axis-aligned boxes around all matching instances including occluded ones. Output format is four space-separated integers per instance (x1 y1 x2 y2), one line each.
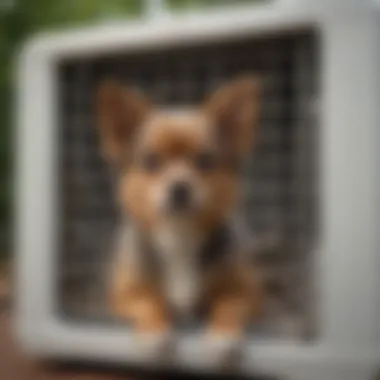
96 81 150 164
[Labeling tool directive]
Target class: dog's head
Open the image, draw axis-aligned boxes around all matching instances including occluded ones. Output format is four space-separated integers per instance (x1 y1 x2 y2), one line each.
96 78 261 232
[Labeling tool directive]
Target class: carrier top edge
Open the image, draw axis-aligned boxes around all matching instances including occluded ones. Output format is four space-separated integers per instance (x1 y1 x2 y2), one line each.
17 0 374 62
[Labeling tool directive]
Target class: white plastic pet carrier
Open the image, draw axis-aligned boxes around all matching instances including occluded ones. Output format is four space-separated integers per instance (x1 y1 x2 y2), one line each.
15 0 380 379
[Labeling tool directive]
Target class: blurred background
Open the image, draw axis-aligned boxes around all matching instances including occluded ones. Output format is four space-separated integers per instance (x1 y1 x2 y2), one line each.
0 0 261 276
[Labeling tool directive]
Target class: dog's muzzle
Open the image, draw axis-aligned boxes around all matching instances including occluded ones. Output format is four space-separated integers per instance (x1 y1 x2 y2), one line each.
168 181 193 211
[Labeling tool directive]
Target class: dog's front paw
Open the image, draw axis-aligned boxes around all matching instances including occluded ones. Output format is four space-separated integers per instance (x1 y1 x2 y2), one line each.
200 333 245 369
133 330 176 363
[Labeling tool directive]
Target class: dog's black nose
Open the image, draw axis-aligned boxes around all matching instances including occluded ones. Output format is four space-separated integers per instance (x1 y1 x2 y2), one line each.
170 181 191 210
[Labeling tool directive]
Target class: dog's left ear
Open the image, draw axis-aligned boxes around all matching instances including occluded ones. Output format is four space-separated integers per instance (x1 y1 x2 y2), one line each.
96 81 150 164
204 76 261 159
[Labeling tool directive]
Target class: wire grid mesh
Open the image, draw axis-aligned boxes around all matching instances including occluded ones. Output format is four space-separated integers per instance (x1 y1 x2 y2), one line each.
57 30 319 339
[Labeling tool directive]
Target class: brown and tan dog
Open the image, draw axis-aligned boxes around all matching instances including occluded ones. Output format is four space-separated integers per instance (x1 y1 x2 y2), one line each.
96 77 264 363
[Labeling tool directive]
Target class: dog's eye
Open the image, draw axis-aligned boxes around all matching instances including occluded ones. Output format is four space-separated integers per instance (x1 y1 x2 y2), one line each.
141 153 161 172
195 151 216 171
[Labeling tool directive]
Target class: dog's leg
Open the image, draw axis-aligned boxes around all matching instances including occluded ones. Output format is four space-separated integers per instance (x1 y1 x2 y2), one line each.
110 264 174 361
201 264 264 368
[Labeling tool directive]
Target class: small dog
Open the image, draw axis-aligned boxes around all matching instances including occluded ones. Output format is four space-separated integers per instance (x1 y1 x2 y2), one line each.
96 77 264 363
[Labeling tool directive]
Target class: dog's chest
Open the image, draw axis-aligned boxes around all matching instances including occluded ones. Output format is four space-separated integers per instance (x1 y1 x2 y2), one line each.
153 224 202 316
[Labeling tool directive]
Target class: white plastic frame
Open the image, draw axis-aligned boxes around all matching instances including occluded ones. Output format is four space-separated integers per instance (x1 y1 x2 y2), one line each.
15 1 380 379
